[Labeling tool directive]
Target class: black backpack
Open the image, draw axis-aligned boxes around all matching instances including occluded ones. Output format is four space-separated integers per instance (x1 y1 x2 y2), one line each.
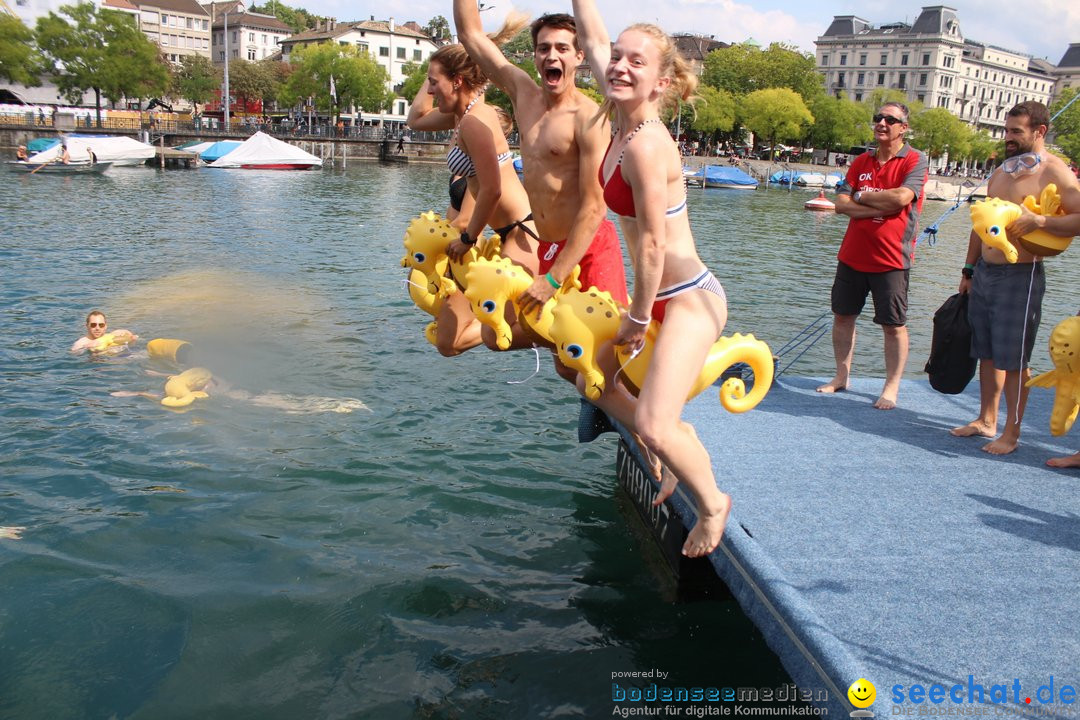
925 293 977 394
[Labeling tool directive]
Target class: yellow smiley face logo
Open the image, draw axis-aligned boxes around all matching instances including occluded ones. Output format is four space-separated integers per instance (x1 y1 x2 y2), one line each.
848 678 876 708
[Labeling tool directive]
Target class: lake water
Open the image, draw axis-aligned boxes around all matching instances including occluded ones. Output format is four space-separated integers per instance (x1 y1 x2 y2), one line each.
1 162 1076 719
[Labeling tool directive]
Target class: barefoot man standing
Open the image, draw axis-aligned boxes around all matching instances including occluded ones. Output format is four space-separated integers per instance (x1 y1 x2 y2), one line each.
951 101 1080 455
817 103 927 409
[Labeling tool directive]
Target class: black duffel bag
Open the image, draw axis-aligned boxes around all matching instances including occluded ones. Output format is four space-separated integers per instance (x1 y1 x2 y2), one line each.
924 292 977 394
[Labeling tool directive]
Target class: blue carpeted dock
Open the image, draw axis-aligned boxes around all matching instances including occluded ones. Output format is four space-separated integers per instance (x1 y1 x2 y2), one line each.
614 377 1079 718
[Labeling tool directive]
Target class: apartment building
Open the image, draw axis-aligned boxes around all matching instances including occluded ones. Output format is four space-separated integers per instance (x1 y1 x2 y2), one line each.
207 5 291 64
1054 43 1080 100
279 17 439 123
815 5 1055 138
135 0 212 63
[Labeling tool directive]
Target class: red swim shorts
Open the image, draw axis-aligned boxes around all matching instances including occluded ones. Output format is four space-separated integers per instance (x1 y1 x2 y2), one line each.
537 218 629 305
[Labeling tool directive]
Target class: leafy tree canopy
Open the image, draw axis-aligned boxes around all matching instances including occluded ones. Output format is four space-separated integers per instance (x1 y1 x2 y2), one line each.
248 2 324 34
1050 88 1080 165
279 41 392 116
424 15 451 43
909 106 969 159
737 87 814 153
702 42 822 102
170 55 221 109
806 94 871 151
0 15 43 86
688 85 736 135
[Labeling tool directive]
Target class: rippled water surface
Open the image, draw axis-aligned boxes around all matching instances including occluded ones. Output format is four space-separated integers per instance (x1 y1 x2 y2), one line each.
1 163 1076 719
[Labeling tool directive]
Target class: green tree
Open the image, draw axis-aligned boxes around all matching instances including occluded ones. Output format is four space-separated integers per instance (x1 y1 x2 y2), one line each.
424 15 451 44
36 2 168 127
1050 88 1080 165
171 55 220 111
702 42 822 102
860 88 923 117
0 15 44 86
738 87 813 156
806 94 871 151
909 107 968 160
248 3 323 33
688 85 735 135
279 41 392 119
399 60 427 104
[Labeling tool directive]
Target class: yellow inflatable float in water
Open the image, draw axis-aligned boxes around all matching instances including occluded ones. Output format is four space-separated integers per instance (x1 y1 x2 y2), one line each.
147 338 193 365
548 286 775 412
1026 316 1080 436
90 329 137 353
161 367 213 408
969 184 1072 263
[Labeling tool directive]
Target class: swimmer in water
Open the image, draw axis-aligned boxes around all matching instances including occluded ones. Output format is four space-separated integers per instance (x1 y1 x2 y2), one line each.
71 310 139 355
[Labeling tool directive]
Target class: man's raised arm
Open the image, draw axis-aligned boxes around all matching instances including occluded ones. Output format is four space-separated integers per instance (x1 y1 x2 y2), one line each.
453 0 530 99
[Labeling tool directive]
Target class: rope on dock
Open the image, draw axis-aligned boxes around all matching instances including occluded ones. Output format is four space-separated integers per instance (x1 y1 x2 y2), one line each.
773 312 832 378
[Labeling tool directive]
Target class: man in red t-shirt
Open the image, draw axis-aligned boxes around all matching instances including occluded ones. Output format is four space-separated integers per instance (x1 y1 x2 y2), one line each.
817 102 928 409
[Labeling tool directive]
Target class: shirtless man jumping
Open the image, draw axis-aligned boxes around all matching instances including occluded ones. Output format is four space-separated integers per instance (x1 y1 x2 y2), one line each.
452 3 628 328
951 101 1080 455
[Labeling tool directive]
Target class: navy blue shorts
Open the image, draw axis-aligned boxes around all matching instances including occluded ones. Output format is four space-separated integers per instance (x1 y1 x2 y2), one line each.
968 259 1044 371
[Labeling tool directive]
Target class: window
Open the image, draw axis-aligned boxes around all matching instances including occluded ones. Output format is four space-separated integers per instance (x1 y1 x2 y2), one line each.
839 54 847 66
186 36 194 48
857 72 865 85
160 13 168 24
397 101 406 115
162 34 170 45
880 53 887 65
248 32 254 42
247 49 256 59
232 31 237 42
854 92 862 102
262 34 267 44
917 94 924 102
396 47 405 59
859 54 867 65
836 71 845 87
901 53 908 65
919 73 928 86
898 74 906 89
821 54 829 65
413 49 421 61
878 72 885 85
203 19 209 30
169 15 177 26
357 42 369 53
219 50 225 61
379 46 389 56
203 38 209 49
232 48 238 58
922 53 930 65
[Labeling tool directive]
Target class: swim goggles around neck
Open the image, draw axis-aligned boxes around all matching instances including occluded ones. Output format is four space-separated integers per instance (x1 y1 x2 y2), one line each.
1001 152 1041 176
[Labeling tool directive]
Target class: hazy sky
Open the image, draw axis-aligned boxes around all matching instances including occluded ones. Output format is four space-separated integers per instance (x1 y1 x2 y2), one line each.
299 0 1076 64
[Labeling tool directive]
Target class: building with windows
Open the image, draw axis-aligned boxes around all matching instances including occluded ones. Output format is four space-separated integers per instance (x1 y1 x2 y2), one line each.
815 5 1056 138
135 0 212 63
1054 43 1080 100
279 17 439 124
207 5 291 64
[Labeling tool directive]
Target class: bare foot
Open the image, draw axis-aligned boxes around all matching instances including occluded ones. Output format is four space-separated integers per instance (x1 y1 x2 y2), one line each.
652 465 678 507
682 493 731 558
950 421 996 438
1047 452 1080 468
873 394 897 410
982 435 1019 455
816 377 847 394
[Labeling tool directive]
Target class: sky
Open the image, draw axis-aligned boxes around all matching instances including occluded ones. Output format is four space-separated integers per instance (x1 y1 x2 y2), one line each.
297 0 1077 64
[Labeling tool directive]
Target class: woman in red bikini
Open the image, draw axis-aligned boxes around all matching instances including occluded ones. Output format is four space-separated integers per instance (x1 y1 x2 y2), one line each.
572 0 732 558
407 42 539 356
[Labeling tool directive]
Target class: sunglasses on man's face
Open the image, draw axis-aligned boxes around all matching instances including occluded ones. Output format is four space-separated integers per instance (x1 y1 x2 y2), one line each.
89 322 106 328
872 114 904 126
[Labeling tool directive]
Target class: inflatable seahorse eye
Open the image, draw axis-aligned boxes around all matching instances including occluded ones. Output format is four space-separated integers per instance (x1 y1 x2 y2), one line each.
548 286 775 411
1026 316 1080 436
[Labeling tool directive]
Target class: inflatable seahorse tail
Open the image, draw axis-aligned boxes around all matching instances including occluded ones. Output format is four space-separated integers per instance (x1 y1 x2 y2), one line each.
424 320 438 347
147 338 192 365
161 394 194 408
714 334 775 414
1025 368 1059 389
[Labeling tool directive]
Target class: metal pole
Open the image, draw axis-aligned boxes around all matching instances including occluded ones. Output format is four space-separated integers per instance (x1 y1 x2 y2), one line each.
223 10 231 132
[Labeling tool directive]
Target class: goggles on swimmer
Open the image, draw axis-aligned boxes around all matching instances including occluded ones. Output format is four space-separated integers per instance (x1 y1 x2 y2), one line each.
1000 152 1041 176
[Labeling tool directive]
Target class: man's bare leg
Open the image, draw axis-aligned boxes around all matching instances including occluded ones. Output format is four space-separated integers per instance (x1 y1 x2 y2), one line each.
875 324 908 409
951 360 1002 437
1047 451 1080 468
983 368 1030 455
817 314 856 393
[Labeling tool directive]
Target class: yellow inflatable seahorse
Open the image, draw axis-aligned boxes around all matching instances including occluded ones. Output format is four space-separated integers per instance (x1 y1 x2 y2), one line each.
462 256 580 349
161 367 213 408
969 184 1071 263
548 286 775 412
90 329 137 353
1026 316 1080 436
401 210 501 292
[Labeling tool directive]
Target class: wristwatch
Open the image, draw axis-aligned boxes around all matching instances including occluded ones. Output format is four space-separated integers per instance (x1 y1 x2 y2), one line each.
459 231 476 246
961 266 974 279
853 190 863 203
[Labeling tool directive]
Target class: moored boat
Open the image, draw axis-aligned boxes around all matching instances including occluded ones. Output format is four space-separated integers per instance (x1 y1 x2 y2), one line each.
690 165 758 190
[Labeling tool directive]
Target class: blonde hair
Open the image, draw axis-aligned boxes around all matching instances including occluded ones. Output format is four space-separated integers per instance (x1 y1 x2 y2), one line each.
596 24 698 123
